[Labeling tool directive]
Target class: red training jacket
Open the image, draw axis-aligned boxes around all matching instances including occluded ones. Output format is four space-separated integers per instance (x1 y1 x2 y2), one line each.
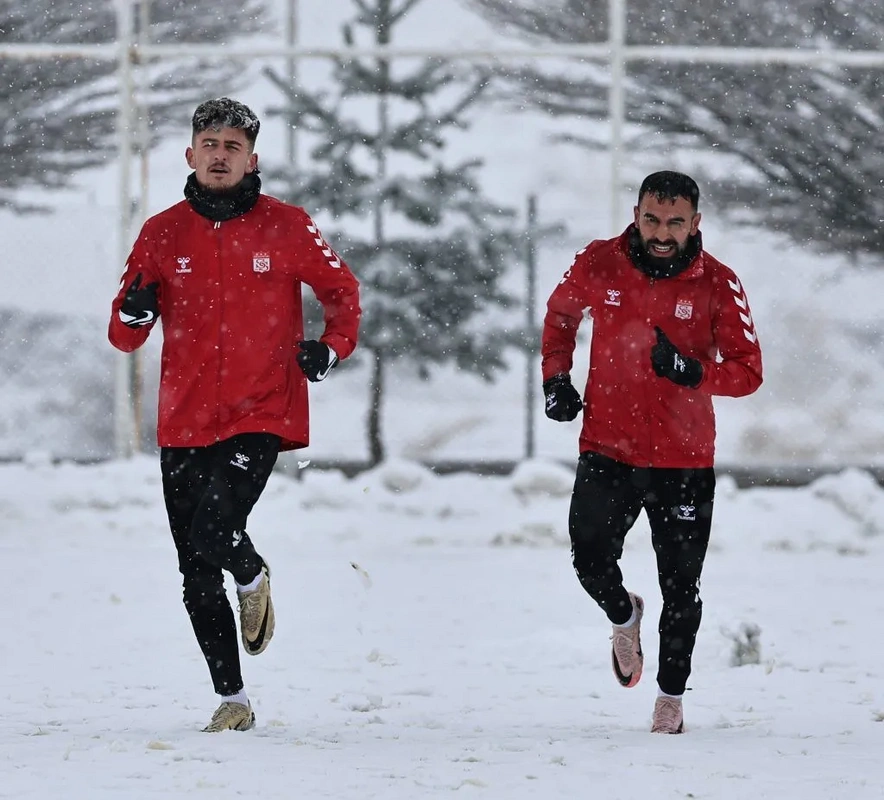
108 195 361 451
542 227 762 468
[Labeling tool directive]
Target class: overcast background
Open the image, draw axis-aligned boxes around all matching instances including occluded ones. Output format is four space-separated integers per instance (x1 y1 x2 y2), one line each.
1 0 881 471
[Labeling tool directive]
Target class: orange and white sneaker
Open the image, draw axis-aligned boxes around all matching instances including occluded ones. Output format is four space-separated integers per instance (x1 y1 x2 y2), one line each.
611 592 644 688
651 695 684 734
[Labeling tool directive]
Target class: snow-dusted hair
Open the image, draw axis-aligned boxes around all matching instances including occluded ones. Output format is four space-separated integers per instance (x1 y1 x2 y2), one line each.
191 98 260 145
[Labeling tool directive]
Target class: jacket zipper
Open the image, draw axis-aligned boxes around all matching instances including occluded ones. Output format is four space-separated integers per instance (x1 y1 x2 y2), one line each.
644 276 655 466
214 220 223 442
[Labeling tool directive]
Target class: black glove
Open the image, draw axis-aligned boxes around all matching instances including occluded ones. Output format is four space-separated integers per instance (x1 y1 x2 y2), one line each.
297 340 339 382
543 373 583 422
651 326 703 388
118 273 159 328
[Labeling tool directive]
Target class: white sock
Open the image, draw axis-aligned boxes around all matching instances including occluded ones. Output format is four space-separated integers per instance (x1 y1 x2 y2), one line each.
236 572 264 593
222 689 250 707
614 607 637 628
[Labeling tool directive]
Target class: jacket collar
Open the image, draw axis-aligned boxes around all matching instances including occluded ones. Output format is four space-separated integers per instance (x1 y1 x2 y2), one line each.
620 225 704 280
184 171 262 222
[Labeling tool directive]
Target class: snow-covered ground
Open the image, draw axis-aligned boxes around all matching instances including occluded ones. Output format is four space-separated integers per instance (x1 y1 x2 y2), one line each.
3 456 883 799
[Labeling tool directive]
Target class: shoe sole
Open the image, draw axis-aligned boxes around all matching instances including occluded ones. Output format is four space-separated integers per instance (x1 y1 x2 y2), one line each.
202 712 256 733
651 723 684 734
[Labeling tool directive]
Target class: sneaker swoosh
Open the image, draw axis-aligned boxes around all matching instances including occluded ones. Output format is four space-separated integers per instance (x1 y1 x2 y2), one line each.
612 653 634 686
120 309 155 326
245 602 270 654
314 351 339 381
234 711 256 731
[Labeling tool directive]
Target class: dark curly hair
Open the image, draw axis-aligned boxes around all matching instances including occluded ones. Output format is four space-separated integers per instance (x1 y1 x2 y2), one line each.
638 171 700 212
191 97 260 146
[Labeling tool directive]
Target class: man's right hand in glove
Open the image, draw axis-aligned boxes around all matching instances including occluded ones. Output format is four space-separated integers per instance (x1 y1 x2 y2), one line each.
118 273 160 328
651 326 703 388
543 373 583 422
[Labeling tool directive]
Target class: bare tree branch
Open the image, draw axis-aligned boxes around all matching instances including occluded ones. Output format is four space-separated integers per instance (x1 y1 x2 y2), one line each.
0 0 269 210
464 0 884 257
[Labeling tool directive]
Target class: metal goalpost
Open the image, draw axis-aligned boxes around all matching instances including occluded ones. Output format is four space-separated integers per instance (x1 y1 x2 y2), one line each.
1 0 882 458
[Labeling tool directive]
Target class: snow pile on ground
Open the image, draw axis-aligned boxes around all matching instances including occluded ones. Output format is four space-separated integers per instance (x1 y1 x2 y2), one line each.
2 458 884 798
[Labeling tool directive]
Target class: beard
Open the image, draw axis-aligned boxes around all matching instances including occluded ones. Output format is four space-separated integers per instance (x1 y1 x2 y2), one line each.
627 227 702 279
640 237 688 270
202 178 241 195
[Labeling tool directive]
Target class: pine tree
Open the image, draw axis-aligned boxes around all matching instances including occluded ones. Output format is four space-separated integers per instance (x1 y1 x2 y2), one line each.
264 0 521 465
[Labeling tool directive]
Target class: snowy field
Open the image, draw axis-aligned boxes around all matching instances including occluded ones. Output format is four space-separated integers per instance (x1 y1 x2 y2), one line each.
2 456 884 799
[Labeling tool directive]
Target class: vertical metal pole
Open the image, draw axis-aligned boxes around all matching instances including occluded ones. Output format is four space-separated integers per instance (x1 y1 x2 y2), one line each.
609 0 626 232
525 194 537 460
137 0 151 236
114 0 137 458
285 0 299 167
131 0 151 452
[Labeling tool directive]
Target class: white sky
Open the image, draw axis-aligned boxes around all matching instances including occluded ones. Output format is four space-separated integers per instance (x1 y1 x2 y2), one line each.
2 455 883 798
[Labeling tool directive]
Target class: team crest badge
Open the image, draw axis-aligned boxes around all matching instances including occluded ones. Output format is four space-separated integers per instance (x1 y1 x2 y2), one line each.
674 299 693 320
252 253 271 273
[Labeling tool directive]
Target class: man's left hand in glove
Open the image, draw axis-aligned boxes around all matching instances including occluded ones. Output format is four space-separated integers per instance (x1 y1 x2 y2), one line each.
297 340 339 382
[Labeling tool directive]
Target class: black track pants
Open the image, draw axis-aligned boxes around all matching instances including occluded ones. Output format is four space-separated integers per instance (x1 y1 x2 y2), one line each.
568 451 715 696
160 433 280 695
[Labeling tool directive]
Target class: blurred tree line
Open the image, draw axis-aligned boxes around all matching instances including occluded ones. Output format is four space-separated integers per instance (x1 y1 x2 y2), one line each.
2 0 880 461
6 0 880 252
465 0 884 256
0 0 267 209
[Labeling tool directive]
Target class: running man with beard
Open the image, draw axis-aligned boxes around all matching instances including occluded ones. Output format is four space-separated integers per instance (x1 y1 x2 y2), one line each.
108 98 361 732
541 171 762 733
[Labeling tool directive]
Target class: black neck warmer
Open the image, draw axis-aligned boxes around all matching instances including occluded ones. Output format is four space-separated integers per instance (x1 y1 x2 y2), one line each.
184 171 262 222
627 225 702 280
